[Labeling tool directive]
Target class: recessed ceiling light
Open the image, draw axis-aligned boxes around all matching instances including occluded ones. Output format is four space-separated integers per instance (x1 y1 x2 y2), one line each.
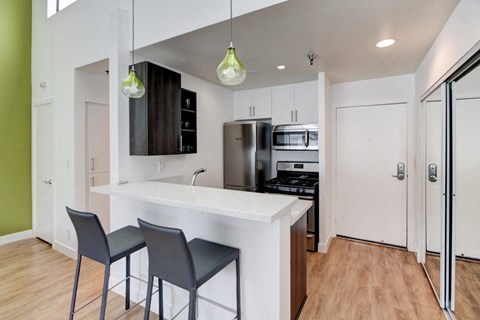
376 39 396 48
277 65 286 70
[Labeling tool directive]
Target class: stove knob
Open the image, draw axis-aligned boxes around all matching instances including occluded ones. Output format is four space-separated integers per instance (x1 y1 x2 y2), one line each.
297 188 302 193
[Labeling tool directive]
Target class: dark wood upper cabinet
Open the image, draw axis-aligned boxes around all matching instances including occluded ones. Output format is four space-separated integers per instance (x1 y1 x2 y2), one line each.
129 61 181 155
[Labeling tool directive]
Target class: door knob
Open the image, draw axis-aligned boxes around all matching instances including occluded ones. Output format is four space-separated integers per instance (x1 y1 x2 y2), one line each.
392 163 405 180
42 180 52 185
428 163 438 182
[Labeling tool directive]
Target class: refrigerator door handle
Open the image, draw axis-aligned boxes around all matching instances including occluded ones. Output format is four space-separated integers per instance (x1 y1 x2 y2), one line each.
254 151 258 186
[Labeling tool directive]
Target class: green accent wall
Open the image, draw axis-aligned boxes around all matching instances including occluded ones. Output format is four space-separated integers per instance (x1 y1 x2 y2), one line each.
0 0 32 236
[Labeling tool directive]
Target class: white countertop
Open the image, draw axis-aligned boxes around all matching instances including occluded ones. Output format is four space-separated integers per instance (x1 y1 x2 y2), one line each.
91 181 298 223
290 200 312 225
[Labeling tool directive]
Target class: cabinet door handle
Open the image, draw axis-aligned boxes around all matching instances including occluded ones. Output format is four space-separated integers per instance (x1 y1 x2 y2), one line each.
295 110 298 122
249 106 252 117
253 106 256 117
178 135 183 152
291 110 294 122
91 176 95 187
90 158 94 171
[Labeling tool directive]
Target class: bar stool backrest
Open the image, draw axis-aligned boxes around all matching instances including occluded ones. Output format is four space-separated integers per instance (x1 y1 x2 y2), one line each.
66 206 110 264
138 218 196 291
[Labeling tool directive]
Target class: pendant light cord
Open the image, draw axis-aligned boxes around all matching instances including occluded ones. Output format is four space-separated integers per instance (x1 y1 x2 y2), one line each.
230 0 233 47
131 0 135 71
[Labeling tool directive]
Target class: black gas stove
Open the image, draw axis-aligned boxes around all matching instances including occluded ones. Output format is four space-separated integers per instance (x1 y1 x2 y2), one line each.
264 161 319 251
264 162 319 196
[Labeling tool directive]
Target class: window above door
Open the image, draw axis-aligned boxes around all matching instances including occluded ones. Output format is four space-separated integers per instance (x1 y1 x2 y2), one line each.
47 0 78 18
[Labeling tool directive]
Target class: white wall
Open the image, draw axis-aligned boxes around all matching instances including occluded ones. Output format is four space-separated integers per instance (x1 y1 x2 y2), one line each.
317 73 333 252
415 0 480 98
331 74 416 251
32 0 285 256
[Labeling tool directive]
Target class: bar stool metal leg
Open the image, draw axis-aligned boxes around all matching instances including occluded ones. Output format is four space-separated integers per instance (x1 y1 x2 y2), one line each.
236 257 241 320
143 275 154 320
158 278 163 320
125 255 130 310
188 289 197 320
69 255 83 320
99 265 110 320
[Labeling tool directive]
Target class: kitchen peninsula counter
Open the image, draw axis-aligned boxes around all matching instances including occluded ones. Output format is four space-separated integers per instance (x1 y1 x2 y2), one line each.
92 181 306 320
92 180 298 223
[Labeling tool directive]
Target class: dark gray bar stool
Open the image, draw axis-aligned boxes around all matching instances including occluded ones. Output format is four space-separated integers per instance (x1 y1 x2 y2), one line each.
138 218 241 320
66 207 146 320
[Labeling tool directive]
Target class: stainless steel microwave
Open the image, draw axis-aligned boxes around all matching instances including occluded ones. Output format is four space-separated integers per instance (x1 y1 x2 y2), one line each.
272 124 319 151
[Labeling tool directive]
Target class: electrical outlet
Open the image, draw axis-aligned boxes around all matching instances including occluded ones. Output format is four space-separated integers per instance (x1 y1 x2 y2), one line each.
158 161 166 172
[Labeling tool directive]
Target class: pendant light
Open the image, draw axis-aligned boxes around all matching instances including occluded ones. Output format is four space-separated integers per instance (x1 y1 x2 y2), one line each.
121 0 145 98
216 0 246 86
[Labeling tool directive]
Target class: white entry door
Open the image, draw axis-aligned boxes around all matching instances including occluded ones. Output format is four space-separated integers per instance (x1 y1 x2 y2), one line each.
336 104 407 247
33 100 55 243
87 103 110 232
425 100 443 253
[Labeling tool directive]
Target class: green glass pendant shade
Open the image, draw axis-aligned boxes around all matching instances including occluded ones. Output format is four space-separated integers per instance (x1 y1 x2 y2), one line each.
121 69 145 98
217 43 246 86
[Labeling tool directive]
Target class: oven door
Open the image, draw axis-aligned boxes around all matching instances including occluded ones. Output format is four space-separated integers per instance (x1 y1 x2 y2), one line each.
272 125 319 151
300 196 316 251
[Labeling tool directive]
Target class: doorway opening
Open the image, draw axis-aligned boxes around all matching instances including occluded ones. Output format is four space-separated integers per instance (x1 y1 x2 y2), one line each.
74 59 110 232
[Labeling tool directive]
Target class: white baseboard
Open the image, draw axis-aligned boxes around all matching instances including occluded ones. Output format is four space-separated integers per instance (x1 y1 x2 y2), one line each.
317 233 334 254
53 241 77 259
0 230 33 246
415 244 422 263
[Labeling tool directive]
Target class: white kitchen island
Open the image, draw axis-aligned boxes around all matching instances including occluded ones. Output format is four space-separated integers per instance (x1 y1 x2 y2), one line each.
92 181 303 320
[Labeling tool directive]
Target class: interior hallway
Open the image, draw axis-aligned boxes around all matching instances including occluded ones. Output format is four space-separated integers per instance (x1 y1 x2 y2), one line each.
0 237 443 319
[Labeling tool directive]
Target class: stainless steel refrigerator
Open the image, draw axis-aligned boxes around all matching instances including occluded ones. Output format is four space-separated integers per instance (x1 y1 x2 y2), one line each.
224 121 271 192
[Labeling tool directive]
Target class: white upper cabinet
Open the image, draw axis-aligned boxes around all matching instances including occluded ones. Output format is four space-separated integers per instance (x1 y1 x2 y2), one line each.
294 81 318 124
272 81 318 125
234 87 272 120
271 84 295 124
234 90 252 120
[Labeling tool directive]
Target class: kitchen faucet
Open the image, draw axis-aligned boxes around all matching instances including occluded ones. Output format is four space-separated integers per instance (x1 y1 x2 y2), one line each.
190 168 207 186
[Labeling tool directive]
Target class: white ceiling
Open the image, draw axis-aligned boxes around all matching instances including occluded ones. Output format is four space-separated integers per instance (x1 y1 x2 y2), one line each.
136 0 459 91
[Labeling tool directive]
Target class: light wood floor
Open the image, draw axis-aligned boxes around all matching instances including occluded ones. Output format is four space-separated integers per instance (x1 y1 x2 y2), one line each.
0 237 444 319
425 254 480 320
0 238 158 319
300 238 444 320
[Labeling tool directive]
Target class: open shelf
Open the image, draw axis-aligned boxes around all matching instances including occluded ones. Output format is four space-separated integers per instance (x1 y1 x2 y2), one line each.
180 89 197 154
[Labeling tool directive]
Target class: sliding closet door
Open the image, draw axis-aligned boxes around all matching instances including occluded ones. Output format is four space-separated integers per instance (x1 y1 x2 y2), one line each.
450 62 480 318
424 86 445 303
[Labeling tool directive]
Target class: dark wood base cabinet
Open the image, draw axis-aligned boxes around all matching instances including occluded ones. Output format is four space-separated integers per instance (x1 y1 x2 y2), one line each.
291 213 307 320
